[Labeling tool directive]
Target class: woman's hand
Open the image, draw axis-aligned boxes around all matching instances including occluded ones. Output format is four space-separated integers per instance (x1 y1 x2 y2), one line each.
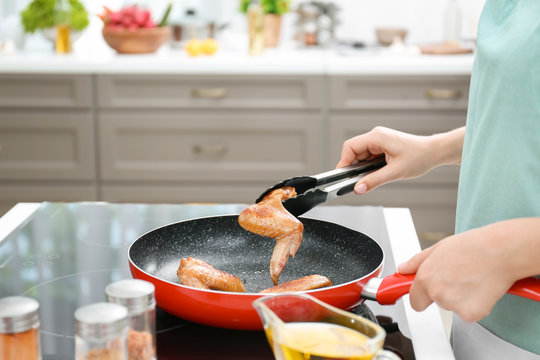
398 218 540 322
337 126 464 194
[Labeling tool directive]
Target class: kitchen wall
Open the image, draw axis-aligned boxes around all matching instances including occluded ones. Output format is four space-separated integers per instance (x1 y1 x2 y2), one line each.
333 0 486 44
1 0 486 47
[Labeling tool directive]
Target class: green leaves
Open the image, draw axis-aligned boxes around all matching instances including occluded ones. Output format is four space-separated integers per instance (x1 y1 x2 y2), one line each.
239 0 291 15
261 0 290 15
21 0 89 34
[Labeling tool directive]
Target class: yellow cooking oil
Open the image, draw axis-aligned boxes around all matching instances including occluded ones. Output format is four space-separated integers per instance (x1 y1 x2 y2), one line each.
55 24 71 54
266 322 375 360
54 0 72 54
247 0 264 56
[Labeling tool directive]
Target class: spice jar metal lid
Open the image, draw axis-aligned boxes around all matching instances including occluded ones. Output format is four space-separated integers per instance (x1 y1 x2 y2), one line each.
0 296 40 334
105 279 156 315
75 302 128 341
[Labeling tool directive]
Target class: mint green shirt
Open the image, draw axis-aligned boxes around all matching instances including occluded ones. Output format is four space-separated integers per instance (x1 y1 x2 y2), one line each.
455 0 540 354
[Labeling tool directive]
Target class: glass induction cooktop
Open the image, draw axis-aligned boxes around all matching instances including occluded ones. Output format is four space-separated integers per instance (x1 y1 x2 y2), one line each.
0 202 414 360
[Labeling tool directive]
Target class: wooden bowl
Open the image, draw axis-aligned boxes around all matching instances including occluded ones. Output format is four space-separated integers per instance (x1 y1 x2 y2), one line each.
375 27 408 46
102 26 171 54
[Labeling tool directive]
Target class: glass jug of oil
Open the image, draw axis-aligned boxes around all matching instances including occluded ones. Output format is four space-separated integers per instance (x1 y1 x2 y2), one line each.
253 293 400 360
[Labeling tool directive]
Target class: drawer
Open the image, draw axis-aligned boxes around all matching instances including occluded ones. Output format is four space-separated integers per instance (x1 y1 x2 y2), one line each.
98 110 324 182
0 74 92 108
0 111 96 180
328 110 466 184
0 184 97 216
331 182 459 207
330 183 458 247
330 75 470 110
97 75 324 109
101 182 266 204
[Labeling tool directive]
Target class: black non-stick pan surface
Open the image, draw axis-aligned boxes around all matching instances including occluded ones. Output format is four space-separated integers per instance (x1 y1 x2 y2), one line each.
130 215 384 292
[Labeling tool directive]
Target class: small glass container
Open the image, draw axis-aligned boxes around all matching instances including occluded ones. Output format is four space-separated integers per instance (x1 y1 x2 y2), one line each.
54 0 72 54
75 302 128 360
106 279 156 360
0 296 41 360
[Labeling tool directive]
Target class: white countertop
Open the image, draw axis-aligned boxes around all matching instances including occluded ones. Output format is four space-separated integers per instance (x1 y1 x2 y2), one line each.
0 203 454 359
0 46 474 76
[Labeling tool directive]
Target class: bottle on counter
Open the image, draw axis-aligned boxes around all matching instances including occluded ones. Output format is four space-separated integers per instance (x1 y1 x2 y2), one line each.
247 0 264 56
444 0 462 44
75 302 128 360
0 296 41 360
54 0 72 54
106 279 156 360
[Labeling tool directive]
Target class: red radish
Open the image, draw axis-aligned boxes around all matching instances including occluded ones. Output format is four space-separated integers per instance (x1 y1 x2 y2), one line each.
134 11 150 26
143 19 156 28
100 5 158 30
109 12 121 24
122 6 135 17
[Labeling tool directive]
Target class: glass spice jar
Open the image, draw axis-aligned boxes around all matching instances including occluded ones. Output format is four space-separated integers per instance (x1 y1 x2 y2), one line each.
105 279 156 360
75 302 128 360
0 296 41 360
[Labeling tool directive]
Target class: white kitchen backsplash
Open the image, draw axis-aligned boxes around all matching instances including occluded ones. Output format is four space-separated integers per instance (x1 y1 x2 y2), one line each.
1 0 486 46
332 0 486 44
190 0 486 45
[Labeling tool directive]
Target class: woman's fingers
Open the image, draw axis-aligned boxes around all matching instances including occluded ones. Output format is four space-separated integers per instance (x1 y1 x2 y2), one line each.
398 244 438 274
353 161 403 194
397 228 515 321
408 280 434 311
398 244 440 311
337 128 388 168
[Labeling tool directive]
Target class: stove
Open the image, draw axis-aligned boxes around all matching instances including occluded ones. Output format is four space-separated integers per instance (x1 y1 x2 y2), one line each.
0 202 454 359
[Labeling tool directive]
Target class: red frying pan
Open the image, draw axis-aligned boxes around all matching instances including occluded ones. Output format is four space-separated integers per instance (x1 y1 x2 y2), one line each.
128 215 540 330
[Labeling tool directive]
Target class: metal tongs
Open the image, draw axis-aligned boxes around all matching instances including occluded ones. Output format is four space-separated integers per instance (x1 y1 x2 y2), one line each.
255 156 387 217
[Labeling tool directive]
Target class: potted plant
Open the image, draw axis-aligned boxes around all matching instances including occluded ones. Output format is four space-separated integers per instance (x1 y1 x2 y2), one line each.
21 0 89 44
240 0 290 47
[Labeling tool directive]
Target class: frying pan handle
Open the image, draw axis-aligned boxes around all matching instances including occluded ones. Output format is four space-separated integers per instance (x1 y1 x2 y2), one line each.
375 273 415 305
373 274 540 305
508 277 540 301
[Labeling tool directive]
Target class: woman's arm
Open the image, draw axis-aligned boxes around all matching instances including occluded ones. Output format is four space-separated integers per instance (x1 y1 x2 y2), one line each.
337 126 465 194
398 217 540 322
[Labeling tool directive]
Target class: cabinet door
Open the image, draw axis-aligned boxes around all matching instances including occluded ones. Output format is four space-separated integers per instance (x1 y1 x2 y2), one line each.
101 183 266 204
0 111 96 180
0 74 92 108
329 110 466 184
330 75 470 110
98 110 324 182
97 75 324 109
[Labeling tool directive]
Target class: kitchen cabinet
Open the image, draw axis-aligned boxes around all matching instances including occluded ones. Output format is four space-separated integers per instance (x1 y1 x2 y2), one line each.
0 72 469 244
0 74 92 108
98 110 323 182
0 74 97 215
96 75 323 109
328 75 470 245
330 75 469 110
96 74 325 205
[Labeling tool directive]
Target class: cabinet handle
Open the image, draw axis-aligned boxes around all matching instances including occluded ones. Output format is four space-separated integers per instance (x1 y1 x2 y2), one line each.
425 88 461 99
193 144 228 155
191 88 227 99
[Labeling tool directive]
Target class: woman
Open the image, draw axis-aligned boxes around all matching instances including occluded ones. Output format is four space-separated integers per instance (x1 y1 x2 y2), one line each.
337 1 540 358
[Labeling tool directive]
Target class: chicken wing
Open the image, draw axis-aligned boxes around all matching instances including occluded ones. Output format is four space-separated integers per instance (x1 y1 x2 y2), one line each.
238 187 304 285
177 257 246 292
259 275 332 293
